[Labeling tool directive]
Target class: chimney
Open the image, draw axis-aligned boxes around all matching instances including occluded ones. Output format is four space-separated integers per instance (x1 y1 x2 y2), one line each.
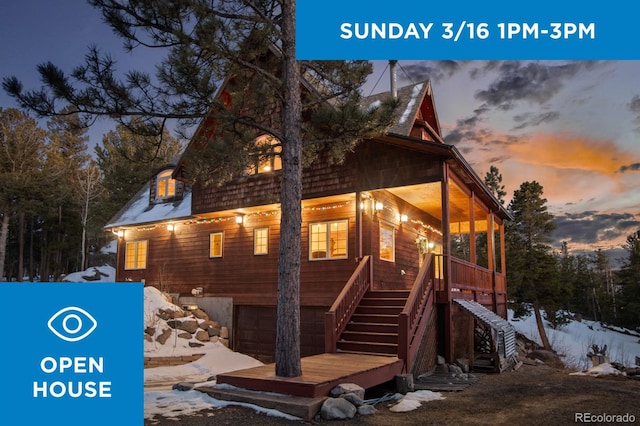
389 60 398 100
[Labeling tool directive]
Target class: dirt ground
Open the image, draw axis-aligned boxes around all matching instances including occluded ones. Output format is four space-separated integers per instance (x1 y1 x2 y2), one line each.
145 363 640 425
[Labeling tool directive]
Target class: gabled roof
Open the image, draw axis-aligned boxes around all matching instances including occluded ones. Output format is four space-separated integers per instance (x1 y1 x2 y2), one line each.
361 81 442 140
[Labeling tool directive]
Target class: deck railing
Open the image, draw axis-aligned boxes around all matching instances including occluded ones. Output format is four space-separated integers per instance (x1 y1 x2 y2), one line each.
398 253 435 370
324 255 372 353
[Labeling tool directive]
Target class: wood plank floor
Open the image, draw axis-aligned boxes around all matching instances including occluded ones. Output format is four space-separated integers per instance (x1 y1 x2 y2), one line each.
216 353 405 398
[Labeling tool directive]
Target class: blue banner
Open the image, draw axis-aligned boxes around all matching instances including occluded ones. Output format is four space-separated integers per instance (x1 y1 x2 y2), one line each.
297 0 636 59
0 282 143 425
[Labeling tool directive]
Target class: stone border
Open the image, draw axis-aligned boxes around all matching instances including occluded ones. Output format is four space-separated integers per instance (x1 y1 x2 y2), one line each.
144 353 205 368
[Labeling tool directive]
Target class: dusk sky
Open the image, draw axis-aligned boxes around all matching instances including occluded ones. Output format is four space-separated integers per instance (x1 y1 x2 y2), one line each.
1 2 639 259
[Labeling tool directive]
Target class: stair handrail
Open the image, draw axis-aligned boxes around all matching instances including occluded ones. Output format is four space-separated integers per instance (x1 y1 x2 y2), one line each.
325 255 372 353
398 253 435 369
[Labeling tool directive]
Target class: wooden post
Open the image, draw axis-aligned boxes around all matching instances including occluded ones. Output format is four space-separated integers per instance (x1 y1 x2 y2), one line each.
469 193 476 265
441 164 454 364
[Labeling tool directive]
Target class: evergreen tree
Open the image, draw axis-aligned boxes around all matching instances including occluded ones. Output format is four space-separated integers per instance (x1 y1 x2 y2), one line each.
617 230 640 329
506 181 557 350
484 165 506 205
4 1 395 376
94 121 183 227
0 108 47 280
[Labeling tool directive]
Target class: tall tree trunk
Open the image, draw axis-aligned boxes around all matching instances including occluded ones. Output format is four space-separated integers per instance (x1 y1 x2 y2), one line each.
532 299 552 351
275 0 302 378
0 210 10 280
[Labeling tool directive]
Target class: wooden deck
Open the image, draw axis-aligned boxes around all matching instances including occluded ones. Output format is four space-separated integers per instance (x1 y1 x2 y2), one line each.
216 352 405 398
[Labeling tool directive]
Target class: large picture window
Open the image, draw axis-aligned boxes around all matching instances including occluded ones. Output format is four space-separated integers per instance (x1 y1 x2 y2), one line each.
379 222 395 262
254 227 269 255
125 240 147 270
309 220 348 260
210 232 224 258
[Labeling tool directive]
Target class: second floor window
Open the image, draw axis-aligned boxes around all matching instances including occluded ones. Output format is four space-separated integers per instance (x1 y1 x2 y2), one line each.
247 134 282 175
156 170 176 199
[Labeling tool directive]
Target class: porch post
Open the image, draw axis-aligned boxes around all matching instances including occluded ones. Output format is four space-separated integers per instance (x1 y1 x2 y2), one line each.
499 221 506 275
469 193 476 265
356 191 362 259
441 164 454 363
487 212 495 272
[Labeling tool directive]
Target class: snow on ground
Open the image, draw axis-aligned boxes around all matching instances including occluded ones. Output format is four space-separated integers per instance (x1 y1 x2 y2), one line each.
508 309 640 370
569 363 625 377
388 390 446 412
61 265 116 282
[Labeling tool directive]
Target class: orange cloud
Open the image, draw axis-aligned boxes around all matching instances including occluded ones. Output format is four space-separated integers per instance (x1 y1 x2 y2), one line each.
507 133 637 176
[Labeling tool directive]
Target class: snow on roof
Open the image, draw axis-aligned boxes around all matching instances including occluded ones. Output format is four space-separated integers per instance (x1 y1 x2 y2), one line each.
104 183 192 229
361 82 427 137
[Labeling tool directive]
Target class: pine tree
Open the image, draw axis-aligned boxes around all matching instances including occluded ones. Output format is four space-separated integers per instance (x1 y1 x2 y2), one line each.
484 165 506 205
506 181 557 350
0 108 48 281
617 230 640 329
3 1 395 376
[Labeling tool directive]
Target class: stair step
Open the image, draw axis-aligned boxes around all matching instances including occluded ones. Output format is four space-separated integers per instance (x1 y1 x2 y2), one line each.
365 290 410 299
350 314 399 325
335 349 398 357
355 306 403 315
336 340 398 355
341 330 398 344
359 297 407 307
345 322 398 333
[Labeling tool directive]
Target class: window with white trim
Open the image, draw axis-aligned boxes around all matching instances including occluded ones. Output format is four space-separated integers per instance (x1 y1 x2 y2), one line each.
379 222 395 262
254 227 269 255
156 169 176 199
210 232 224 258
309 220 348 260
125 240 148 270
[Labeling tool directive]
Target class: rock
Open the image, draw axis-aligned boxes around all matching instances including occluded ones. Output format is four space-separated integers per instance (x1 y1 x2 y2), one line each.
189 342 204 348
357 404 377 416
210 336 219 343
144 326 156 336
330 383 365 400
455 358 470 373
195 330 210 342
437 355 446 365
192 308 209 320
177 320 199 334
177 332 192 339
207 327 221 337
144 334 153 342
340 392 363 407
395 373 414 394
155 328 172 345
198 320 215 330
172 382 195 391
220 326 229 339
448 364 463 375
320 398 357 420
219 337 229 347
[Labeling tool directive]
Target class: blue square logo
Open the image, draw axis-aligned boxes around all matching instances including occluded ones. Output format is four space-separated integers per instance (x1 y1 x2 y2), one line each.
0 282 143 425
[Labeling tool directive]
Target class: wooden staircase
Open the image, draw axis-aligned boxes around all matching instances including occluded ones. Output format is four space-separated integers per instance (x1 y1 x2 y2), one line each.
337 290 409 356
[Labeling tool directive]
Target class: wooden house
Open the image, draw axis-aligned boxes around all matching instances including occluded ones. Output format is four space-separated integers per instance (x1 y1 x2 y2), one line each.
105 80 514 376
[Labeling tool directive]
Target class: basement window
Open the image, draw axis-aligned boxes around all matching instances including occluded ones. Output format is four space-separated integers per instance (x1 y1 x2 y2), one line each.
309 220 348 260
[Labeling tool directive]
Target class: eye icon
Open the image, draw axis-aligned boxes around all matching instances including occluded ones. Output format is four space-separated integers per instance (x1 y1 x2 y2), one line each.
47 307 98 342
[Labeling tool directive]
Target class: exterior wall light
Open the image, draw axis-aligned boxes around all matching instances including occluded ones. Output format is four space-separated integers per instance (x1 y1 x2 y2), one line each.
167 224 175 232
400 214 408 222
375 201 384 211
235 215 244 224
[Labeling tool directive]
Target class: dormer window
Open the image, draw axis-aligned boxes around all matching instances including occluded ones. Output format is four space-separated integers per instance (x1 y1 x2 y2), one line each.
247 134 282 175
157 170 176 198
